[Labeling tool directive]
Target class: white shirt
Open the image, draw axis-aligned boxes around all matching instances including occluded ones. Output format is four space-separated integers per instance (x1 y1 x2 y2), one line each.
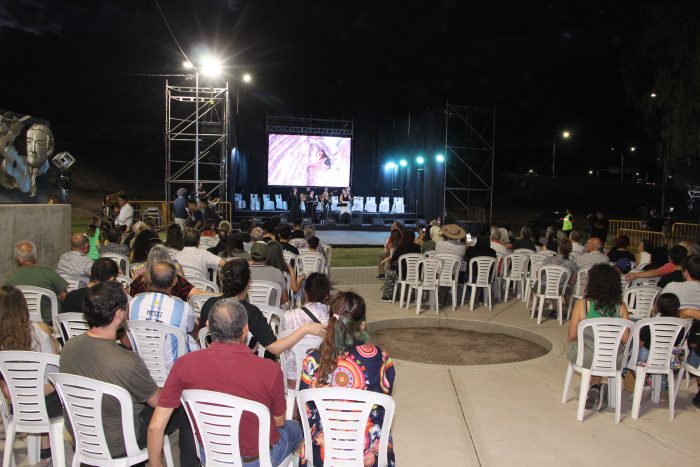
571 242 585 254
282 302 329 379
436 240 467 258
662 281 700 309
490 241 508 256
176 246 221 279
574 251 609 269
115 203 134 229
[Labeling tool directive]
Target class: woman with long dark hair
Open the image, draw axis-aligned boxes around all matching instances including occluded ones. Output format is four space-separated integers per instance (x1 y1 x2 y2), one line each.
298 291 395 467
164 223 184 252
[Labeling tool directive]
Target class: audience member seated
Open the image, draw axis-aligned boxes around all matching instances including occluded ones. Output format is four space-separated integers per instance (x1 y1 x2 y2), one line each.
489 228 508 256
60 282 196 464
249 242 289 306
63 257 119 312
289 219 305 239
98 227 130 257
436 224 467 257
199 259 325 357
250 227 265 242
574 237 609 269
164 223 184 257
267 240 304 297
511 226 537 252
146 298 303 467
680 241 700 256
466 235 497 261
607 235 636 264
233 218 254 243
5 240 67 323
678 303 700 407
278 225 300 255
567 263 630 411
543 226 558 252
207 221 231 255
129 229 163 277
544 238 578 281
656 245 688 288
635 293 685 369
635 239 653 267
221 235 251 261
626 245 679 281
297 291 395 467
176 228 227 279
377 226 402 279
570 230 584 254
381 228 421 301
129 245 197 300
498 227 513 249
421 225 441 253
297 225 327 259
0 285 61 465
262 221 277 242
200 219 216 237
282 273 331 388
661 255 700 309
56 233 94 279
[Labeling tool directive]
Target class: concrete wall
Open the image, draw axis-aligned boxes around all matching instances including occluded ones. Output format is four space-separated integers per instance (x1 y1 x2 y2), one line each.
0 204 71 281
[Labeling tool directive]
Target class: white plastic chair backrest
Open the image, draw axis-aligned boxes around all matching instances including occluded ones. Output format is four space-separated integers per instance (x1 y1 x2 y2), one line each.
198 327 211 348
436 254 461 286
282 250 297 266
188 277 220 293
101 253 130 273
466 256 496 287
188 293 220 318
536 265 570 296
255 304 284 336
575 318 634 373
49 373 144 463
620 276 630 292
397 253 422 282
424 250 437 258
513 248 534 255
53 312 89 342
538 249 557 257
127 320 186 386
296 252 325 276
288 238 306 248
495 253 506 277
181 389 275 467
637 262 650 270
181 265 209 281
61 274 83 293
17 285 58 325
630 277 661 288
623 286 662 320
417 257 443 287
628 317 689 372
248 280 282 308
297 388 395 467
528 254 547 278
0 351 59 430
116 274 132 290
504 253 529 279
573 266 592 297
290 335 323 391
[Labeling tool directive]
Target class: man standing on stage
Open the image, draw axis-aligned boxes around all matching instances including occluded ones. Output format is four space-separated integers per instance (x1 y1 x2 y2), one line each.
287 187 300 221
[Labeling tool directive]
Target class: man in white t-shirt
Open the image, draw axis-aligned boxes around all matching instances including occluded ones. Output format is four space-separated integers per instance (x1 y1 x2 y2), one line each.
570 230 585 254
176 228 227 279
662 255 700 309
115 194 134 230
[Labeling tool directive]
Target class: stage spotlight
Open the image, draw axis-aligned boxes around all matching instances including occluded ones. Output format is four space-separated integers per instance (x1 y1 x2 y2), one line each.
399 159 407 167
416 156 425 165
242 73 252 83
385 161 397 170
183 61 194 69
436 154 445 163
201 55 223 77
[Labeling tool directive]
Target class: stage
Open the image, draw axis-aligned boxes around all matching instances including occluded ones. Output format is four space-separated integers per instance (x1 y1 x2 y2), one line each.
232 208 424 229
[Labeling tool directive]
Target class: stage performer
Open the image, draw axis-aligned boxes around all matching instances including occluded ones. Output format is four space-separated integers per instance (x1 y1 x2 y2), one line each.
287 187 301 221
306 149 331 185
339 187 353 215
319 189 331 224
306 189 317 223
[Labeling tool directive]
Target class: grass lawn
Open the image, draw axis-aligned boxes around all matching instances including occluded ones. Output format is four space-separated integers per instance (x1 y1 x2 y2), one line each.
331 247 379 267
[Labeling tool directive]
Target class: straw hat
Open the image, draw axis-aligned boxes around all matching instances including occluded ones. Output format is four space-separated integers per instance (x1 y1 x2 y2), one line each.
442 224 466 240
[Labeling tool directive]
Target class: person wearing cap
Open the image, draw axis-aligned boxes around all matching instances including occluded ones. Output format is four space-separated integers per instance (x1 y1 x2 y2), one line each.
436 224 468 258
249 242 289 306
173 188 188 231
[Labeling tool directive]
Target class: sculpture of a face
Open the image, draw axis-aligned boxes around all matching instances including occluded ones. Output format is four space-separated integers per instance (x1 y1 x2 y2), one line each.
26 124 54 168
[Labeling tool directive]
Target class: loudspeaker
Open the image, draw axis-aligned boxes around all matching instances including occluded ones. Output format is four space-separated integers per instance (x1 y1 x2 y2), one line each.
372 217 385 226
340 213 351 224
301 219 313 226
350 216 363 225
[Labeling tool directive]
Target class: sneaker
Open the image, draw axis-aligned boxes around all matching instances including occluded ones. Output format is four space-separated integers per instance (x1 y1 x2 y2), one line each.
597 383 609 411
692 391 700 409
585 385 600 410
380 298 392 303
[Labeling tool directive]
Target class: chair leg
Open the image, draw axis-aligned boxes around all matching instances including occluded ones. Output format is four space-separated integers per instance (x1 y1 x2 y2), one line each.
504 280 510 302
632 366 647 419
567 295 574 321
461 284 468 307
27 433 40 466
577 370 591 421
537 297 545 325
49 419 66 467
676 366 686 401
530 295 537 319
416 287 422 315
668 371 676 420
613 375 623 424
3 423 15 467
487 287 493 310
434 289 440 315
451 284 457 310
652 375 661 403
398 283 405 308
392 281 398 303
470 285 477 311
557 298 563 326
163 434 175 467
562 363 574 403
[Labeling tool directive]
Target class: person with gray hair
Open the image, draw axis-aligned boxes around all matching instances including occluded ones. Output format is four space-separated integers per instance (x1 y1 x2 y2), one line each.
175 227 226 279
146 297 303 467
250 227 264 242
128 244 204 300
297 224 327 259
56 232 94 278
490 227 509 255
173 188 188 231
5 240 68 323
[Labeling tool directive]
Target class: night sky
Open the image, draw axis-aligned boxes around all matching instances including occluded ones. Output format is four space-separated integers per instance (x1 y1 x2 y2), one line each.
1 0 656 190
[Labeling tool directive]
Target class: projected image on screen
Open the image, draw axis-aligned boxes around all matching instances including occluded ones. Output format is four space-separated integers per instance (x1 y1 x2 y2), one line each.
268 134 351 187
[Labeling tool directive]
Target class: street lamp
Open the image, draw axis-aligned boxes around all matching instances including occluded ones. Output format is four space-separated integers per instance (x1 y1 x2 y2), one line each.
621 146 636 183
552 130 571 177
236 73 252 114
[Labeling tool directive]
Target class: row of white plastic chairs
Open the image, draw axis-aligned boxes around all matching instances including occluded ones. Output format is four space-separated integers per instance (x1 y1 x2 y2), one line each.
562 316 698 424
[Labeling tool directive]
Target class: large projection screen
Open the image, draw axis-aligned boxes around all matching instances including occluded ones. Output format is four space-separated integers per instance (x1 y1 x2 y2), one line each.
268 134 351 187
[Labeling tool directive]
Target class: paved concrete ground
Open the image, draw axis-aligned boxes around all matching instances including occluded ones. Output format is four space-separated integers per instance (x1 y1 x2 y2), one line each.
4 267 700 466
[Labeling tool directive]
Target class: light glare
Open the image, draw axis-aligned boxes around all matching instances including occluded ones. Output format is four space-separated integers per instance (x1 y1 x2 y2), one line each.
183 61 194 70
562 130 571 139
416 156 425 165
436 154 445 163
243 73 252 83
399 159 407 167
385 161 397 170
201 55 223 77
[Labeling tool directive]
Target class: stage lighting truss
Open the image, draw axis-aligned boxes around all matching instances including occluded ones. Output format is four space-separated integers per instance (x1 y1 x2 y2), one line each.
165 81 230 209
266 115 353 137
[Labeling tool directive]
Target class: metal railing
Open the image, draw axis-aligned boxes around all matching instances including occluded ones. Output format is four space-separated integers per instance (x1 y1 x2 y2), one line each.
618 228 667 254
131 201 168 230
672 223 700 244
606 220 642 247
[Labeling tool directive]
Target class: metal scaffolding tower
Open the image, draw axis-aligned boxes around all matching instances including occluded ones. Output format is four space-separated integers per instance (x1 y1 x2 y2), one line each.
443 102 495 224
165 81 230 205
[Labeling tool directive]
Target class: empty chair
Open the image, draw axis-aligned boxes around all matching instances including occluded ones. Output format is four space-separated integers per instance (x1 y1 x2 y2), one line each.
436 253 461 310
407 257 443 315
248 280 282 308
531 265 571 325
295 251 325 276
187 277 220 293
17 285 58 326
462 256 497 311
567 266 593 320
297 388 395 467
393 253 422 307
623 286 662 320
53 312 89 342
523 253 548 305
181 389 292 467
0 351 64 467
629 317 690 420
502 253 529 302
101 253 130 274
378 197 390 213
364 198 377 213
50 373 173 467
127 320 187 386
188 293 220 318
561 318 634 423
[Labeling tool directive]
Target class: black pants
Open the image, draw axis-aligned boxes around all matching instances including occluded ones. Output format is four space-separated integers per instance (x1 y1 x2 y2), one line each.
138 406 199 466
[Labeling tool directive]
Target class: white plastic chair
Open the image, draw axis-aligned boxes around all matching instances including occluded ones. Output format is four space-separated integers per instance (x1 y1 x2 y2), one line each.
538 249 557 257
561 317 634 423
198 327 211 349
297 388 395 467
462 256 497 311
423 250 437 258
283 334 323 418
50 372 174 467
248 280 282 308
407 257 443 315
530 265 570 325
295 251 325 276
502 253 529 302
282 250 298 267
188 293 220 319
623 286 662 320
17 285 59 328
0 352 64 467
522 253 548 305
256 304 284 336
567 266 592 320
53 312 89 342
434 254 461 310
288 238 306 249
620 275 630 292
392 253 422 307
127 320 187 386
186 276 220 293
630 276 661 287
513 248 535 255
629 317 690 420
116 274 132 291
60 274 83 293
101 253 130 274
181 389 292 467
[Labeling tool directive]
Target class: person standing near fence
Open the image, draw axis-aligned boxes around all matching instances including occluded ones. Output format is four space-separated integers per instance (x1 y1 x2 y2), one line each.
589 210 609 243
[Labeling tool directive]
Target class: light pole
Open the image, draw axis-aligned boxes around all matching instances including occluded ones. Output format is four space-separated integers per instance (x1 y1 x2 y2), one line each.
552 130 571 177
621 146 636 183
